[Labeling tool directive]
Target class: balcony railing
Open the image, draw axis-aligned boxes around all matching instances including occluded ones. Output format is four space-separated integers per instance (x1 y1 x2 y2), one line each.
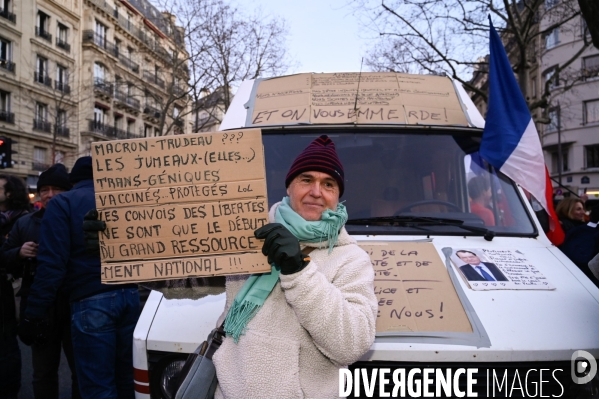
0 59 15 73
32 162 50 171
82 31 118 57
0 111 15 124
117 54 139 73
143 104 161 119
94 79 113 97
33 118 52 132
88 119 142 139
126 96 140 109
55 125 70 138
0 8 16 23
35 27 52 42
56 38 71 52
143 71 165 89
56 81 71 94
34 72 52 87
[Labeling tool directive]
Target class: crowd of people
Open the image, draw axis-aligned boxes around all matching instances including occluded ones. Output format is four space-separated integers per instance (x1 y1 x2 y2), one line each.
2 139 598 398
0 136 378 399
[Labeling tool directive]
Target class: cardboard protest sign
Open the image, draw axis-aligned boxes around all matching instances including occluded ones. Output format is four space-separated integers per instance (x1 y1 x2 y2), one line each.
92 129 271 283
250 72 469 127
360 242 472 333
451 248 555 290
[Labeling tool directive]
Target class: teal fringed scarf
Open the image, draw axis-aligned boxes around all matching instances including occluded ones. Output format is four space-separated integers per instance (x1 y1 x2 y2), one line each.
224 197 348 342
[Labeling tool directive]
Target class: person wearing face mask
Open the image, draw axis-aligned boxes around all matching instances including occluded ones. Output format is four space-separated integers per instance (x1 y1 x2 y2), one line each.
0 164 80 399
555 197 586 233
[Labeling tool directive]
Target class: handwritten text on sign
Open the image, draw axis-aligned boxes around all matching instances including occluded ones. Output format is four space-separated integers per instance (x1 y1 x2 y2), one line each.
251 72 469 126
92 129 271 283
359 242 472 333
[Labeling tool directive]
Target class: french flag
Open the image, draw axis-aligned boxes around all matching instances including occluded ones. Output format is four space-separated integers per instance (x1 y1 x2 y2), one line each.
479 18 565 246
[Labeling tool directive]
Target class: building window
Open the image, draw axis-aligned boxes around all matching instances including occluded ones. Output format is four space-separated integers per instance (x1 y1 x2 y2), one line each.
94 62 107 84
545 0 558 10
33 147 47 171
56 109 69 137
0 91 13 123
34 103 50 133
36 56 50 86
56 23 70 52
144 124 152 137
0 91 9 112
95 20 107 46
57 109 67 126
114 114 123 130
545 108 559 133
545 28 559 49
94 106 106 123
36 11 51 41
584 99 599 125
583 54 599 80
35 102 47 122
115 38 121 57
551 150 569 173
127 119 135 134
56 64 69 93
0 0 16 23
544 66 559 90
587 145 599 168
531 77 537 98
0 37 14 72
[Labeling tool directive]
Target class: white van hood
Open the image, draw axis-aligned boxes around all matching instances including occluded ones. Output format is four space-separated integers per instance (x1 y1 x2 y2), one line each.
143 234 599 362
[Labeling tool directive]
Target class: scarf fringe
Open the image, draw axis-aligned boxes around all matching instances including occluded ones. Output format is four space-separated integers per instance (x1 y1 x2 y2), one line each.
224 299 262 343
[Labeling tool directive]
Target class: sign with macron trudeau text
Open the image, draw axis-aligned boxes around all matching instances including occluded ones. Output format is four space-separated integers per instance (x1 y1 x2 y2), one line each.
92 129 271 283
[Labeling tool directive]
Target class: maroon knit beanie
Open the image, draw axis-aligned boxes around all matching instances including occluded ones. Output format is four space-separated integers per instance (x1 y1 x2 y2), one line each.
285 135 345 196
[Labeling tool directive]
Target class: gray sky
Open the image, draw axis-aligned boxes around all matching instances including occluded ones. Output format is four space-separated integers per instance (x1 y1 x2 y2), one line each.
245 0 370 74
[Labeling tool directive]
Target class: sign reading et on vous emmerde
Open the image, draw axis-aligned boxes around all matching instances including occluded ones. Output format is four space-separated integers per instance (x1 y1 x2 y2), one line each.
92 129 271 284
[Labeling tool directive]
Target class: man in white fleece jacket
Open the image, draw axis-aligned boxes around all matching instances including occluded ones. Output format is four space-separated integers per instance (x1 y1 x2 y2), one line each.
213 135 378 399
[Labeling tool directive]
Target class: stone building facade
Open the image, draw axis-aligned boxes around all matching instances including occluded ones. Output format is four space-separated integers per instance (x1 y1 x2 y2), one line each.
0 0 189 191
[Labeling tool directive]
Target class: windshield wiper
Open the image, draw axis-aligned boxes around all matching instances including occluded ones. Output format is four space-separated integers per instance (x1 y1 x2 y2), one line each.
346 215 495 241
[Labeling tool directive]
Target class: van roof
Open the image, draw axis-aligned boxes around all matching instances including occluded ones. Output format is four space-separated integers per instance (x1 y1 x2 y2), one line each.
220 72 486 131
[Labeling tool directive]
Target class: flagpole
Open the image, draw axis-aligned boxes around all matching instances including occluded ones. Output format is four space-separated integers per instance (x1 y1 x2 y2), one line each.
557 102 563 186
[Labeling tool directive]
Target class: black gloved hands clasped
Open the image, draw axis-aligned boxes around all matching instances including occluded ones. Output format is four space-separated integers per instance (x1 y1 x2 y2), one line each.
255 223 309 275
18 317 48 346
83 209 106 256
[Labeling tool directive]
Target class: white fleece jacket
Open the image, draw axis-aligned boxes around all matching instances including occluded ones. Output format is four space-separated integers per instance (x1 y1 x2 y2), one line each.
212 203 378 399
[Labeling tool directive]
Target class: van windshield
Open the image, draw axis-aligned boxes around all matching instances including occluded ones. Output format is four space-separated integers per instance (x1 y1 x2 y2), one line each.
263 130 536 237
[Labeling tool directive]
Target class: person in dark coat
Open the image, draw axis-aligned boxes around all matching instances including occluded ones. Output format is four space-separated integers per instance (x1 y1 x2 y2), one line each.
19 156 140 399
1 164 80 399
556 197 586 233
0 175 32 399
559 206 599 287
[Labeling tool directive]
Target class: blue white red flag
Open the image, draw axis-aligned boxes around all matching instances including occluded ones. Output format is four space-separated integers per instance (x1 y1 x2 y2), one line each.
480 18 564 245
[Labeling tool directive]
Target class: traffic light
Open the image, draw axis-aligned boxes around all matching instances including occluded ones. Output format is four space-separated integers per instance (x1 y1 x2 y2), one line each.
0 137 13 169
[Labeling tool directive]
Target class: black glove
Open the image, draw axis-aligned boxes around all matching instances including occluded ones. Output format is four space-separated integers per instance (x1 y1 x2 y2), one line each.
254 223 309 275
83 209 106 256
18 317 48 346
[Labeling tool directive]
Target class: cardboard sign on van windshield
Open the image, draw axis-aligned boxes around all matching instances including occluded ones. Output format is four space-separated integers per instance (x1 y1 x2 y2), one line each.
250 72 469 127
92 130 271 284
361 242 472 333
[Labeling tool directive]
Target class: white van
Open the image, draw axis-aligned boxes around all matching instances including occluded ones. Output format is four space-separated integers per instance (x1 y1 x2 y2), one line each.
132 73 599 398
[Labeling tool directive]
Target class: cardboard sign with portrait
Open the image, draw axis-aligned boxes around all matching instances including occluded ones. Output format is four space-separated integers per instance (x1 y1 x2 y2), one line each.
450 248 554 290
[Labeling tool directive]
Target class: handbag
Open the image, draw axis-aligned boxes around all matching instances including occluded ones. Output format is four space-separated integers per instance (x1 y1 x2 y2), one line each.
175 322 225 399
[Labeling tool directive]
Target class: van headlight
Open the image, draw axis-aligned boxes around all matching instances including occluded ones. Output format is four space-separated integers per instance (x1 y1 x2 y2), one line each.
158 357 186 399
